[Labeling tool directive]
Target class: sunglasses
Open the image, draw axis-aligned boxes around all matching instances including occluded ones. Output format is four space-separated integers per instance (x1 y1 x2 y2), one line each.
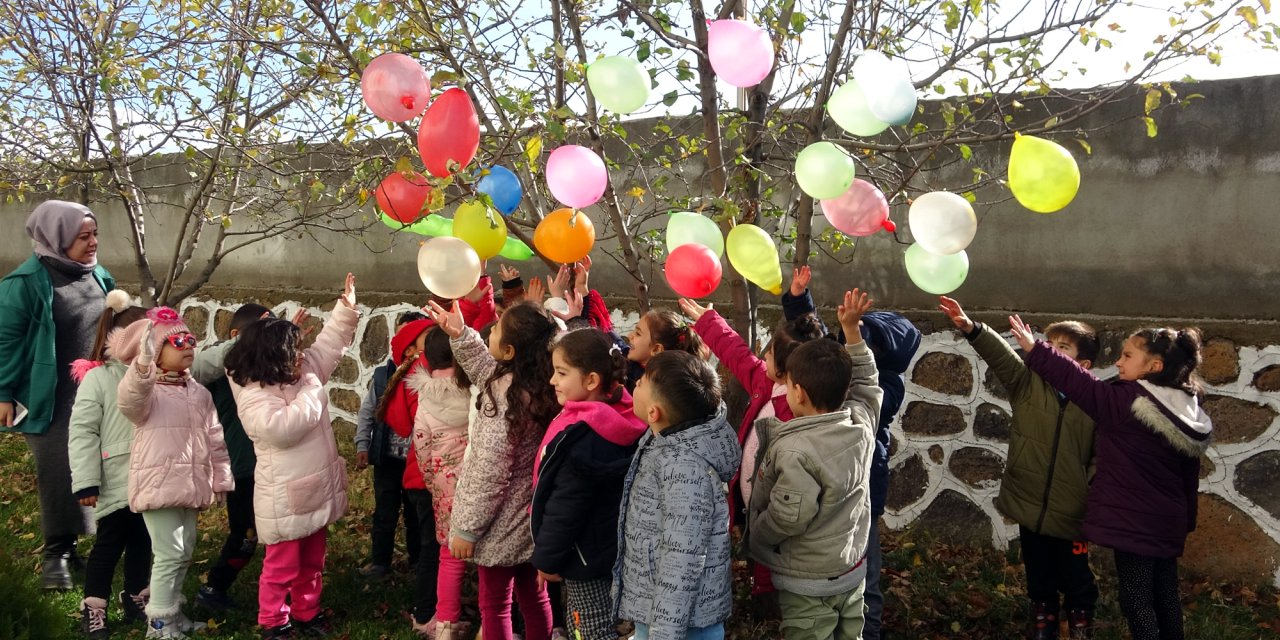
165 333 198 350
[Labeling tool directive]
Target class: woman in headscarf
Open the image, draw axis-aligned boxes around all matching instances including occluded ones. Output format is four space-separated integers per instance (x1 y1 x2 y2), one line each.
0 200 116 589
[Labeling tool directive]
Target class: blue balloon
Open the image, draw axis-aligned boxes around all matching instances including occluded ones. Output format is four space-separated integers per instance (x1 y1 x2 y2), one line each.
477 166 523 215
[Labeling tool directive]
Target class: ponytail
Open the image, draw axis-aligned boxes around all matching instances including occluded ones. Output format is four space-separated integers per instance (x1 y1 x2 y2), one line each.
644 309 708 359
90 290 147 362
553 328 629 400
1131 327 1204 398
375 357 417 423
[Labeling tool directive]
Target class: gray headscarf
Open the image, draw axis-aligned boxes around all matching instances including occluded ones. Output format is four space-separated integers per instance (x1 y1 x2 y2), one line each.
25 200 98 273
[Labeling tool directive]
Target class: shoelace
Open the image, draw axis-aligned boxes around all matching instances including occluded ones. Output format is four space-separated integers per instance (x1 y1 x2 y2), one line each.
85 605 107 632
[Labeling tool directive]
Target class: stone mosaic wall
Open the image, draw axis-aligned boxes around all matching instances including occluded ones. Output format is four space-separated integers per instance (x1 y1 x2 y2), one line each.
176 297 1280 586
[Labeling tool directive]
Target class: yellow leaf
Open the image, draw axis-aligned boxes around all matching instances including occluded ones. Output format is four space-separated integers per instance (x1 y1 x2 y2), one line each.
626 186 646 201
1237 6 1259 28
1144 88 1161 115
395 156 415 175
525 135 543 170
1261 0 1271 14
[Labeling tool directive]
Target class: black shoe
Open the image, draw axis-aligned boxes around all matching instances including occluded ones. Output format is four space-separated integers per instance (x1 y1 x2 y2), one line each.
119 589 149 623
196 585 236 611
357 563 389 581
261 623 295 639
293 613 332 637
81 597 110 640
42 557 74 590
1066 609 1093 639
1031 602 1059 640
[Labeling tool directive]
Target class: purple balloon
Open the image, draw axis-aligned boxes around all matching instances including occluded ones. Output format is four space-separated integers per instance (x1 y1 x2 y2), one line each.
820 179 890 236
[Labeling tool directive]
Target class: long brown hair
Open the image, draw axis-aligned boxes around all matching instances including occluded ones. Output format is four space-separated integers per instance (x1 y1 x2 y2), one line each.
90 305 148 362
484 302 559 445
643 309 707 358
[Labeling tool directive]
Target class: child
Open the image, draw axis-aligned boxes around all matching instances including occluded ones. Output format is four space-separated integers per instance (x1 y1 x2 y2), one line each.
191 303 272 611
1010 318 1212 640
224 274 360 639
68 292 150 639
427 300 558 640
533 328 647 640
940 297 1099 638
625 308 707 366
115 307 233 639
747 290 882 640
353 310 427 580
615 350 740 640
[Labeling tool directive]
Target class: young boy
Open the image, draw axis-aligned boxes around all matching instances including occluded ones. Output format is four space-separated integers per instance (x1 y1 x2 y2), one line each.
615 351 741 640
747 289 882 640
939 296 1099 639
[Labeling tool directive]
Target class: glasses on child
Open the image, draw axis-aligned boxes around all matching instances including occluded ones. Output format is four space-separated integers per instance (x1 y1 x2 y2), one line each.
166 333 198 350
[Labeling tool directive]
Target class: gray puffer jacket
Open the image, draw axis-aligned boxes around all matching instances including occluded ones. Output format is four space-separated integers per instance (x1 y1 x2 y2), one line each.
612 405 740 640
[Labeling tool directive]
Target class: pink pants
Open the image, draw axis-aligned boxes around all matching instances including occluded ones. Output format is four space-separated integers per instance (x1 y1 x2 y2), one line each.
478 563 552 640
258 528 327 627
435 545 466 622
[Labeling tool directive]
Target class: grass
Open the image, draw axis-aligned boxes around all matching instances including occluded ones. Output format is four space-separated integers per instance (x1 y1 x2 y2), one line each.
2 428 1277 640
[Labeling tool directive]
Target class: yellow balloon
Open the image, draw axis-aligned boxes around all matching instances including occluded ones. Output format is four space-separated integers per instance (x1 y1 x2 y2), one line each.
726 224 783 295
452 200 508 260
1008 133 1080 213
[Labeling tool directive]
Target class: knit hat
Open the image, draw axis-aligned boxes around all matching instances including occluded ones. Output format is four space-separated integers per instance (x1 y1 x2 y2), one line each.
391 318 437 366
107 307 192 364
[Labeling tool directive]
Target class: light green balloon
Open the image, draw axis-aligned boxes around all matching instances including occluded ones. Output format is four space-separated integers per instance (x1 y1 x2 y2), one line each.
498 235 535 261
827 80 890 137
904 243 969 295
795 141 856 200
666 211 725 257
587 56 650 114
385 212 534 260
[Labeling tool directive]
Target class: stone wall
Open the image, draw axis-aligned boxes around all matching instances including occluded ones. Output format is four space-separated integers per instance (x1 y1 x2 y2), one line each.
177 295 1280 586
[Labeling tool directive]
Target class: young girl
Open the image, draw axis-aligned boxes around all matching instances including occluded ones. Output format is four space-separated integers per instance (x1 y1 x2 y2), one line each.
224 274 359 639
68 292 149 639
533 328 647 640
115 307 232 639
1010 318 1212 640
427 300 558 640
623 308 707 391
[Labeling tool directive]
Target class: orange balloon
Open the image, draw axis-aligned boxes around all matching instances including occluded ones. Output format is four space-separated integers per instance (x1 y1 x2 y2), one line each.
533 208 595 264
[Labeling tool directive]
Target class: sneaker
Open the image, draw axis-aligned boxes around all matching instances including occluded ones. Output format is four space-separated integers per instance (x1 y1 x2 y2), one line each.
293 613 332 637
81 597 110 640
145 615 188 639
357 563 390 580
1066 609 1094 639
261 623 294 639
173 610 208 634
195 585 236 611
120 589 149 623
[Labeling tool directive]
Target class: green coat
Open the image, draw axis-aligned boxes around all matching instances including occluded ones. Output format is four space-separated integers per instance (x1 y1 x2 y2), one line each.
67 360 134 519
0 254 115 435
971 324 1096 541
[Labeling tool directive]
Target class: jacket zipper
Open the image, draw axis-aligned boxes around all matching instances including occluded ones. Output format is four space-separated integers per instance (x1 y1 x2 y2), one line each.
1034 401 1068 533
529 429 570 541
574 543 588 566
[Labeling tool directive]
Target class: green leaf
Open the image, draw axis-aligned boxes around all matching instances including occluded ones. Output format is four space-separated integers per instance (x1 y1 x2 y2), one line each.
1143 116 1158 138
394 156 415 175
790 12 807 34
554 42 566 59
1144 88 1161 115
121 21 138 39
354 3 377 29
141 68 160 81
1043 116 1059 129
637 40 651 63
662 90 677 107
298 50 314 65
1075 139 1092 155
958 144 972 160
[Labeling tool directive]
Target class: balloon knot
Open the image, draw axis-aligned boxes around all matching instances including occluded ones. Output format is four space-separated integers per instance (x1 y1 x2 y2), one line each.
882 219 897 233
401 96 416 110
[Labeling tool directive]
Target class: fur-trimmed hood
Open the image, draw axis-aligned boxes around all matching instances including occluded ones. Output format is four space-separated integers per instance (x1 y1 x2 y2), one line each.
1133 381 1213 458
405 365 471 427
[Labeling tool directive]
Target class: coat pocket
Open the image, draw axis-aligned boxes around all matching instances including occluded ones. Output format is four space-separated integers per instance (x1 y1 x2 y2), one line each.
285 469 330 516
770 485 802 523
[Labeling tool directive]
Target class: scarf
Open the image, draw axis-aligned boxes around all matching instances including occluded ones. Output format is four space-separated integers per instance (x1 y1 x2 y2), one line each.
26 200 98 274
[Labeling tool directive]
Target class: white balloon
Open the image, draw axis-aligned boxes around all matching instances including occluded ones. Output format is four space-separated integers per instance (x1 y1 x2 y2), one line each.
908 192 977 255
853 51 917 125
417 236 482 299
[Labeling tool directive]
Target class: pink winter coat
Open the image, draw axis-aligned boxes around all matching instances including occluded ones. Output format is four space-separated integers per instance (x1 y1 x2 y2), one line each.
407 365 471 545
229 303 359 545
117 365 233 512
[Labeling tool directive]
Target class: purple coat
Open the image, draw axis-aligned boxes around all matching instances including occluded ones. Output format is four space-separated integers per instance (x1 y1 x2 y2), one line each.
1025 341 1212 558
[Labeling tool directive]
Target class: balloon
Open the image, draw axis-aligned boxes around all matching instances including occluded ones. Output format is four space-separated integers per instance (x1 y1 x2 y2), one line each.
586 56 650 114
418 88 480 178
853 51 917 125
666 211 724 257
820 179 892 236
725 224 783 295
375 171 432 223
904 244 969 295
665 244 722 298
477 166 523 215
499 235 535 261
707 20 773 88
417 236 483 299
360 53 431 122
533 208 596 264
546 146 607 209
795 142 856 200
385 212 535 260
908 191 976 255
452 201 508 260
827 80 890 137
1008 133 1081 213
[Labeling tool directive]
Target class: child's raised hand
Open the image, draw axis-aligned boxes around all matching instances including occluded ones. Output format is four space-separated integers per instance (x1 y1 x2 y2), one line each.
573 255 592 295
677 298 711 322
836 289 873 342
290 308 316 341
339 273 357 309
938 296 974 334
549 265 571 299
790 265 812 297
136 320 156 371
426 300 466 338
1008 314 1036 352
526 273 547 302
547 290 584 321
499 264 520 283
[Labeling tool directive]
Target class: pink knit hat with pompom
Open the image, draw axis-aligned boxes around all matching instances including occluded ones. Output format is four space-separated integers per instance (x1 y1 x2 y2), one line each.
107 307 192 364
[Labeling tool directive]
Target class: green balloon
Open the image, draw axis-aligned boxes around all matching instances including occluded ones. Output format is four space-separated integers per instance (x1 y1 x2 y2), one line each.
666 211 725 257
385 212 533 260
795 141 856 200
828 80 890 137
498 235 535 261
586 56 650 114
904 243 969 295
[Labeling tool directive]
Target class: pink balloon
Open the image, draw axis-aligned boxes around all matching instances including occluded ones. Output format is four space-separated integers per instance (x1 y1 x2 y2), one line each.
361 53 431 122
820 179 892 236
665 244 722 298
546 145 607 209
708 20 774 88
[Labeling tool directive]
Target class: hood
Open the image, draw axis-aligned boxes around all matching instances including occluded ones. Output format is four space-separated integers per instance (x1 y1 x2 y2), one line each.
858 311 921 375
70 359 103 384
406 365 471 426
559 388 647 447
1133 380 1213 457
655 403 741 481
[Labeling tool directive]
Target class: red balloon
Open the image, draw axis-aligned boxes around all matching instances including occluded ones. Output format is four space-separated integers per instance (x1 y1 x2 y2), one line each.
418 88 480 178
360 53 431 122
665 244 722 298
375 171 432 223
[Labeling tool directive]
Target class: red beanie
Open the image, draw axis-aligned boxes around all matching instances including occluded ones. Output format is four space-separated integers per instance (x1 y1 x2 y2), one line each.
391 318 436 366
